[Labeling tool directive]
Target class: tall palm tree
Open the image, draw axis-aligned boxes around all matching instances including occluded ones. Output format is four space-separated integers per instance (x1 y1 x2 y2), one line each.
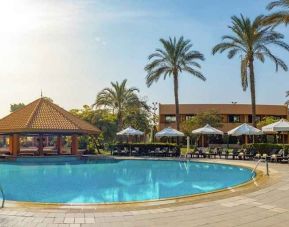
93 79 144 130
145 36 206 130
212 14 289 127
263 0 289 26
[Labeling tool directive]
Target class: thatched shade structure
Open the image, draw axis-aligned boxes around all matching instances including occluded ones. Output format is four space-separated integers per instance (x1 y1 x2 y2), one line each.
0 98 100 156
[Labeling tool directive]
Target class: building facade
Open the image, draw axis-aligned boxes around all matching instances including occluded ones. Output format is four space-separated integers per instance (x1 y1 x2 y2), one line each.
159 104 288 132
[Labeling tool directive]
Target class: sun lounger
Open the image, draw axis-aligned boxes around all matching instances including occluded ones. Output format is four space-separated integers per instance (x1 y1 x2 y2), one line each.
231 148 239 160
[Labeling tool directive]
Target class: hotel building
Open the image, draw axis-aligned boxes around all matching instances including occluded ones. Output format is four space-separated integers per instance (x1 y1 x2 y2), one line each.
159 104 289 132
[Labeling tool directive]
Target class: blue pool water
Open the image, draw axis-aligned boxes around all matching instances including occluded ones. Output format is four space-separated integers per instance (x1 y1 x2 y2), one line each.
0 158 255 204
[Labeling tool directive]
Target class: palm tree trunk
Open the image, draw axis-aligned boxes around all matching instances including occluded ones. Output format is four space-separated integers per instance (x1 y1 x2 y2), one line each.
249 58 256 127
117 112 123 131
173 72 180 130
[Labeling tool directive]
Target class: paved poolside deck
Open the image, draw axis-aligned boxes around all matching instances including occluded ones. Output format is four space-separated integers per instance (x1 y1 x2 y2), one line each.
0 159 288 227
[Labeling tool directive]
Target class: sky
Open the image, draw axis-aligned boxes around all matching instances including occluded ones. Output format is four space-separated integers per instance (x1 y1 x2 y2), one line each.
0 0 288 117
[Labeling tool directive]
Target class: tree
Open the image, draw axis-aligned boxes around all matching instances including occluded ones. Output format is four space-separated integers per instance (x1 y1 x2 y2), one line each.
123 106 151 134
70 105 118 143
93 79 146 130
145 36 206 130
212 14 289 127
263 0 289 26
180 110 223 135
43 96 53 103
10 103 25 112
257 116 279 128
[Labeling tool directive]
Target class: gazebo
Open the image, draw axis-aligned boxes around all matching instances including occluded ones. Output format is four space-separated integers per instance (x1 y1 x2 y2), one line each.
0 98 100 157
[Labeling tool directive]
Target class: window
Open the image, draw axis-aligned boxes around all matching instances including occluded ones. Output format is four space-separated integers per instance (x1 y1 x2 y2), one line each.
165 115 176 123
228 115 240 123
185 115 195 121
248 115 261 123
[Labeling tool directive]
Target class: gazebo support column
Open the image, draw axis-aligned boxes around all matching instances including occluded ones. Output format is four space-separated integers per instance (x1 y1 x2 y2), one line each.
38 135 44 155
9 134 20 156
56 136 62 155
71 135 78 155
8 135 13 154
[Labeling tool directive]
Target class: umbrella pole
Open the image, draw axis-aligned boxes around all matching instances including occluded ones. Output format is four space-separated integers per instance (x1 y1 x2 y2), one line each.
245 135 248 145
202 135 204 147
283 133 285 145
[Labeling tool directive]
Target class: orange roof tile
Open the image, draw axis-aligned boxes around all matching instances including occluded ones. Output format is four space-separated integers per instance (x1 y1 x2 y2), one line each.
0 98 100 134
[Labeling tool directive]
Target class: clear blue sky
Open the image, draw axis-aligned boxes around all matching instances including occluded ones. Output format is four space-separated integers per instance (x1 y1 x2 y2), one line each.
0 0 288 116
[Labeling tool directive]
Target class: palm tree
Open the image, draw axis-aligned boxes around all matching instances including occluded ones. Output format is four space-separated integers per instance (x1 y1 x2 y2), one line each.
263 0 289 26
212 14 289 127
93 79 144 130
145 36 206 130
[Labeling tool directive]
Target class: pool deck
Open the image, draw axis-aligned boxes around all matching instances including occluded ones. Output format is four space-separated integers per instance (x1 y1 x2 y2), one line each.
0 159 288 226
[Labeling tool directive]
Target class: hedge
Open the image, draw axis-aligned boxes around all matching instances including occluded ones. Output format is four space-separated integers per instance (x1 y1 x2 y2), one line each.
244 143 289 154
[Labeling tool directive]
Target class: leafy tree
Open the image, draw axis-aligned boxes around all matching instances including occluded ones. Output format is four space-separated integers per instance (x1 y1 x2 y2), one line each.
93 79 146 130
263 0 289 26
257 116 280 128
180 110 223 135
123 107 151 134
70 106 117 143
10 103 25 112
145 36 206 130
43 96 53 103
212 14 289 127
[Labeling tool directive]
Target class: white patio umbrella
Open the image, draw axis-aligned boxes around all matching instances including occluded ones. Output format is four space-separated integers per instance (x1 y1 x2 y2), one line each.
192 124 223 147
262 119 289 144
228 123 263 144
155 127 184 138
117 126 144 154
116 126 144 136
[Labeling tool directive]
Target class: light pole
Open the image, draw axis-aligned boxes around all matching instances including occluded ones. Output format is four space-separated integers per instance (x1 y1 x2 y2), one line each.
151 102 158 142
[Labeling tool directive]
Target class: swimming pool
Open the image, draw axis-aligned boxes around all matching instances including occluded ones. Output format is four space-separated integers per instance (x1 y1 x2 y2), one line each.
0 158 255 204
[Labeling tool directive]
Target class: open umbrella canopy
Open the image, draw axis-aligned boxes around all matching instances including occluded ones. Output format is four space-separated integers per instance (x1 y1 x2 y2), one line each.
155 127 184 138
116 126 144 136
228 123 263 136
262 119 289 132
192 124 223 135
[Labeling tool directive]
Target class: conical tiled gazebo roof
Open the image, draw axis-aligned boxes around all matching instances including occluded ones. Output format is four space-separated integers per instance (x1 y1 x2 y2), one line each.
0 98 100 134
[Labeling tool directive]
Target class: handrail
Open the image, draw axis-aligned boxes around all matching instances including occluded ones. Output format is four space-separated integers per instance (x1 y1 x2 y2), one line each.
0 185 5 208
252 159 269 176
252 159 262 174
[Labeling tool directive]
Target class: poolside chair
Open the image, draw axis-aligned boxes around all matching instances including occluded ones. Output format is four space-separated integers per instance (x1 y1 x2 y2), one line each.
220 148 229 159
168 147 177 157
131 147 140 156
185 147 196 158
231 148 239 160
203 147 210 158
148 149 156 156
120 147 129 156
270 149 284 163
280 151 289 164
245 148 256 160
209 147 218 158
238 149 246 160
112 147 120 156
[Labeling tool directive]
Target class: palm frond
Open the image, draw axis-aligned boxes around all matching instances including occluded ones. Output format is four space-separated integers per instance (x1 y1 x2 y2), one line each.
267 0 289 10
145 36 206 88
